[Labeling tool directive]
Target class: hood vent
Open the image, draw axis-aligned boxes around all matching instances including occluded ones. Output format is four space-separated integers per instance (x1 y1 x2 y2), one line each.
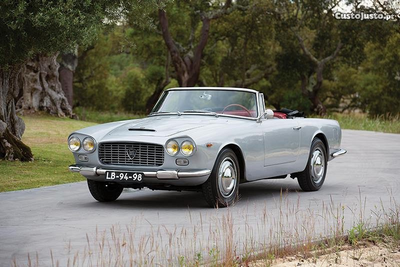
128 128 156 132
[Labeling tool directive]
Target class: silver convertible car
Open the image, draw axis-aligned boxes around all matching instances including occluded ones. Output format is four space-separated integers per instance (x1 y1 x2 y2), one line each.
68 87 346 207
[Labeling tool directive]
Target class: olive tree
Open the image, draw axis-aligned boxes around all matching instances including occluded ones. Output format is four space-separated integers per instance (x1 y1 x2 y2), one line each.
0 0 158 161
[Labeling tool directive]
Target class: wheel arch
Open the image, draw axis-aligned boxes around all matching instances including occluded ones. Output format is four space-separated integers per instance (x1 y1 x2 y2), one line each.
313 132 329 156
220 144 246 183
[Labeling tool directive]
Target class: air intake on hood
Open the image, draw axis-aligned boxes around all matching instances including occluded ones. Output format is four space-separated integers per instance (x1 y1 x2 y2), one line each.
128 128 156 132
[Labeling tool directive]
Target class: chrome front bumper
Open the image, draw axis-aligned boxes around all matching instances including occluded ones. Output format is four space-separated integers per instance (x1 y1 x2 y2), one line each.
69 165 211 180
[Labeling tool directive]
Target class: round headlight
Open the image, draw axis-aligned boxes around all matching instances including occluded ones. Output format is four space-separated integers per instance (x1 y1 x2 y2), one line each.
83 137 96 152
166 140 179 156
181 141 194 156
68 136 81 152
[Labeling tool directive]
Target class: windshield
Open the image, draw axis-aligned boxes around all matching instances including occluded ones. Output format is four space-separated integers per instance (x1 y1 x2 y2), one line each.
152 89 258 118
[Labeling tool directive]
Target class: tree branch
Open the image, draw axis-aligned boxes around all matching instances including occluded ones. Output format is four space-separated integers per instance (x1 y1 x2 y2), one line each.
206 0 233 20
158 9 181 60
231 65 274 88
293 30 319 64
321 41 343 64
158 9 188 85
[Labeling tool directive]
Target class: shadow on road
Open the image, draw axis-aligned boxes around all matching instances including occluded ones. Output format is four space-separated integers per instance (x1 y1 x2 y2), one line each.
79 179 305 210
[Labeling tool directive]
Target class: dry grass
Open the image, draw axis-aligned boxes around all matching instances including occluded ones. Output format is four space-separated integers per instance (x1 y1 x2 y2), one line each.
10 190 399 267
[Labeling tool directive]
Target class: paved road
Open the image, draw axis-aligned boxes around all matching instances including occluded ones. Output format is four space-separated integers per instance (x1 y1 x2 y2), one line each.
1 130 399 266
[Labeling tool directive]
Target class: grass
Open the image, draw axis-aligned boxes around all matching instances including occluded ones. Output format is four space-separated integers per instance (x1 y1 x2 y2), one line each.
0 114 96 192
73 107 144 124
325 113 400 134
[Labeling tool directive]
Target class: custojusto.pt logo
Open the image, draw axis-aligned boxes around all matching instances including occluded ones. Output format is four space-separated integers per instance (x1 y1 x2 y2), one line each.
334 11 398 21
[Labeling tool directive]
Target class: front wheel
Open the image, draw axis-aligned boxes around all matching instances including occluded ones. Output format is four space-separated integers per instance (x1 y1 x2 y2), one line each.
297 138 327 191
202 148 240 208
87 180 123 202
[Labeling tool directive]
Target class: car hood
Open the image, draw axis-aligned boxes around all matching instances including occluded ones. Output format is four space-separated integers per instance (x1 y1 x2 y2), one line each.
106 116 213 137
73 115 249 143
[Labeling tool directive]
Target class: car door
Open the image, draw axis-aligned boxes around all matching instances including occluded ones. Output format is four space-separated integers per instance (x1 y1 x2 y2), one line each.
262 118 301 166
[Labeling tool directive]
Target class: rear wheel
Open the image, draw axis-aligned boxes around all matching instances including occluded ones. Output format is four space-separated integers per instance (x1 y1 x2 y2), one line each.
202 148 240 208
297 138 327 191
87 180 123 202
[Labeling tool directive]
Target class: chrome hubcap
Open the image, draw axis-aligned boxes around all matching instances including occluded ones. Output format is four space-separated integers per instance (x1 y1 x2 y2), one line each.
218 157 237 197
311 149 325 184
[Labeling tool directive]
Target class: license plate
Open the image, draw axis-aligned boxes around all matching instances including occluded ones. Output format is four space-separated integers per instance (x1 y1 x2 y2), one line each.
105 171 143 182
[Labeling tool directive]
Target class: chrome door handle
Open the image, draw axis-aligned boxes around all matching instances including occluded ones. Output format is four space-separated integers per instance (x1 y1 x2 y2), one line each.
293 126 302 130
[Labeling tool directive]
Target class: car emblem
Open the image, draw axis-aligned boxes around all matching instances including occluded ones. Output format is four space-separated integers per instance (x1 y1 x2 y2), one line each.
127 148 137 160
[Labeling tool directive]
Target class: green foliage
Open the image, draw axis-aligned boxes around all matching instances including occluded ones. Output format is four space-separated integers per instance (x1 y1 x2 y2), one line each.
121 68 148 113
328 33 400 117
145 65 165 85
348 223 367 245
356 34 400 117
74 31 119 110
0 0 117 66
0 0 166 68
204 0 279 88
70 0 399 117
280 88 312 113
74 26 166 113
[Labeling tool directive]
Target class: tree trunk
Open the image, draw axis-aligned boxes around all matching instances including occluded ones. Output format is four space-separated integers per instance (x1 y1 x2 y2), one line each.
59 50 78 107
16 53 72 117
0 66 33 161
145 78 167 113
294 31 342 116
310 93 327 116
0 53 73 161
158 0 233 87
59 67 74 106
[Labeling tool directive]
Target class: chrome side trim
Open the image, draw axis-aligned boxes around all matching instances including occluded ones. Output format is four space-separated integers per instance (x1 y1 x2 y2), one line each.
68 165 211 180
331 149 347 158
178 170 211 177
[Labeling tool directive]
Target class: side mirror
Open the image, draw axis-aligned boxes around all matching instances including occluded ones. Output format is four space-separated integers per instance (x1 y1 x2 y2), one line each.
265 109 274 119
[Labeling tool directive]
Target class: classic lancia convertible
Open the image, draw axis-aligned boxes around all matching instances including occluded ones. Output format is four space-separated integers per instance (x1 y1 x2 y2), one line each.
68 87 346 207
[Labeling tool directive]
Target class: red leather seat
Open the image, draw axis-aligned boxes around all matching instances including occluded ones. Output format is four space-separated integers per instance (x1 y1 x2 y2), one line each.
273 112 287 119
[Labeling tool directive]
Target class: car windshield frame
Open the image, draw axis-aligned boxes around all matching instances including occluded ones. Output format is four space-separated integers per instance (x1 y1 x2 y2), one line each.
150 88 260 120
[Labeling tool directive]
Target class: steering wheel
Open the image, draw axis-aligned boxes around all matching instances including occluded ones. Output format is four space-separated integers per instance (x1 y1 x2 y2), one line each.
221 104 252 117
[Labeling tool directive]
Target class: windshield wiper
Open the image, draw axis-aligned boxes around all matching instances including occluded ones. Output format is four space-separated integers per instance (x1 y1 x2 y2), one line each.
182 110 218 117
150 110 219 117
183 109 209 113
149 111 177 116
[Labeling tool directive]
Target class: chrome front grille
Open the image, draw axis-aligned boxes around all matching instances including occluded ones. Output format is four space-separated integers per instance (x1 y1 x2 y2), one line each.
98 142 164 166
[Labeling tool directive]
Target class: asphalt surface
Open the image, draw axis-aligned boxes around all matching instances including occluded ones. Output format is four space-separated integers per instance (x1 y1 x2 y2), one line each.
1 129 399 266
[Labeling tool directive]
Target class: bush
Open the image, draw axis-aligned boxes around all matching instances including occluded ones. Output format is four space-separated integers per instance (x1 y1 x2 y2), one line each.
121 68 146 113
